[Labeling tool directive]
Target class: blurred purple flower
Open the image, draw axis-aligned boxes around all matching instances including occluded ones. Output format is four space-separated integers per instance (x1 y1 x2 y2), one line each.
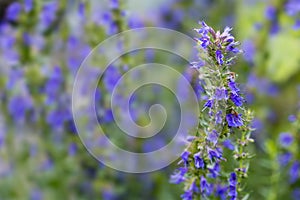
293 188 300 200
103 66 121 92
279 132 293 147
278 152 292 167
47 108 71 130
66 36 91 75
180 190 193 200
290 161 300 183
270 21 280 35
128 17 145 29
288 115 297 122
110 0 119 9
40 2 58 28
8 95 32 123
40 157 53 171
285 0 300 16
242 39 255 64
6 68 23 89
216 185 227 200
223 139 234 150
44 66 63 103
30 188 43 200
6 2 22 21
170 167 188 184
78 2 85 18
265 6 276 21
25 0 33 12
247 73 279 97
294 20 300 30
215 110 223 124
68 143 77 156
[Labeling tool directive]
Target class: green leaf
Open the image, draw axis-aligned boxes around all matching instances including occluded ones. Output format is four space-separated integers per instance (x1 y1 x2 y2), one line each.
267 32 300 83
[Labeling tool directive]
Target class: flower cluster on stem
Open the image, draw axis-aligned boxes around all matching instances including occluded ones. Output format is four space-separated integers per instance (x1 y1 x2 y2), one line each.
171 21 254 200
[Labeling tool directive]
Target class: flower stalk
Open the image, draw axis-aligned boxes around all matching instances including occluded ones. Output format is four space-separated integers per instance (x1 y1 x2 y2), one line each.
171 21 254 200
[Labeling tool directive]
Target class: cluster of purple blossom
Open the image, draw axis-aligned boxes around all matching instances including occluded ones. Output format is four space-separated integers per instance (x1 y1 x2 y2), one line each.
171 21 254 200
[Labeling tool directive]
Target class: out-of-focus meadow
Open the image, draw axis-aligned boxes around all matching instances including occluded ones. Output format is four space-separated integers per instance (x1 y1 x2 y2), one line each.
0 0 299 199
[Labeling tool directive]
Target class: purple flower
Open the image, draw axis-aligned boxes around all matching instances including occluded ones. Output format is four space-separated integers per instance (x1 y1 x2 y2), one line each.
190 60 205 69
270 21 280 35
207 147 223 161
230 93 243 107
229 172 237 186
228 173 238 199
290 161 300 183
278 152 292 167
78 2 85 18
30 188 43 200
110 0 119 9
6 2 22 21
216 50 224 65
215 110 223 124
285 0 300 16
216 185 227 200
227 43 240 54
209 162 220 178
68 143 77 156
228 185 237 200
293 188 300 200
242 39 255 64
44 66 63 103
207 130 219 145
25 0 33 12
47 108 71 130
228 80 240 95
288 115 297 122
204 99 214 108
294 20 300 30
181 190 193 200
215 87 228 100
8 95 32 123
40 2 58 28
223 139 235 150
199 37 210 48
279 132 293 147
104 65 121 92
200 176 210 194
265 6 277 21
170 167 188 184
194 152 205 169
181 180 199 200
226 113 243 127
189 181 200 193
181 151 191 165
